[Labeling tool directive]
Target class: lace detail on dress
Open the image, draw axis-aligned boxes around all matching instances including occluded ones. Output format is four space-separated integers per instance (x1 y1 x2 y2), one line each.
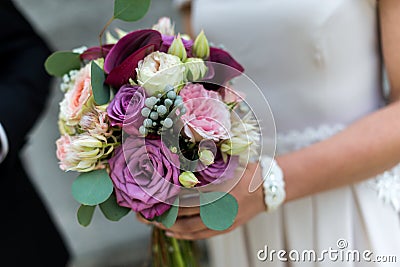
368 166 400 212
276 124 345 154
276 124 400 213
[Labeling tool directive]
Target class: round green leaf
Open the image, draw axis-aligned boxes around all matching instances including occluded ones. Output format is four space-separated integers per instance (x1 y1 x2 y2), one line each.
77 205 96 227
155 197 179 228
44 51 81 77
199 192 238 231
99 193 130 221
91 62 110 105
114 0 151 22
72 169 113 206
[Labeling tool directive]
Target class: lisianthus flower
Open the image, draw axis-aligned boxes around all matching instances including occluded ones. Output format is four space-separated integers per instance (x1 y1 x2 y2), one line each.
196 150 239 185
179 83 231 142
108 137 180 219
136 51 185 96
56 133 114 172
59 63 92 126
106 85 146 135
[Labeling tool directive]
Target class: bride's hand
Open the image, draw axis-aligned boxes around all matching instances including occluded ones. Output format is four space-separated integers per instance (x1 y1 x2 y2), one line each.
138 162 266 240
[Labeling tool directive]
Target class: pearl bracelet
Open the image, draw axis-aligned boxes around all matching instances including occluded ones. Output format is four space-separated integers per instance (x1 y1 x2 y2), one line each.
260 156 286 212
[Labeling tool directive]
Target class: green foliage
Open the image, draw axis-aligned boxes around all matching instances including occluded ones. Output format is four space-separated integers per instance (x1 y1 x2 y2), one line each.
77 205 96 227
199 192 238 231
71 169 114 206
91 61 110 105
155 197 179 228
114 0 151 22
44 51 81 77
99 193 131 221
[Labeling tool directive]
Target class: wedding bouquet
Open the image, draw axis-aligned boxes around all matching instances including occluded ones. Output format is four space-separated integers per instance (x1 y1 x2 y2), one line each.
45 1 260 266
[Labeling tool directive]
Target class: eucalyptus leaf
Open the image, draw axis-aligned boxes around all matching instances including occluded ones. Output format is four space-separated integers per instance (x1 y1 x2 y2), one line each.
72 169 113 206
44 51 81 77
155 197 179 228
99 193 130 221
199 192 238 231
77 205 96 227
91 62 110 105
114 0 151 22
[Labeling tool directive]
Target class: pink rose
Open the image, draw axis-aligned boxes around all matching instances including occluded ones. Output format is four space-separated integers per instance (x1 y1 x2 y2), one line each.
56 134 72 171
60 63 92 125
179 83 231 142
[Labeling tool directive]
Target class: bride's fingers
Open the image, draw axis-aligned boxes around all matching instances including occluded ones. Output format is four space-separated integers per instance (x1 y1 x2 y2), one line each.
135 213 152 225
166 227 230 240
169 215 207 233
178 206 200 217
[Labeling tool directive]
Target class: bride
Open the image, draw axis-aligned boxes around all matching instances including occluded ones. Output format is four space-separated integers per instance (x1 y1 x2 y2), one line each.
152 0 400 266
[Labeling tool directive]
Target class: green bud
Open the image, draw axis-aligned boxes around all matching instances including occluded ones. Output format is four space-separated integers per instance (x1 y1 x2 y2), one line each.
199 149 214 166
185 58 208 81
220 137 252 155
193 30 210 59
179 171 200 188
167 34 187 61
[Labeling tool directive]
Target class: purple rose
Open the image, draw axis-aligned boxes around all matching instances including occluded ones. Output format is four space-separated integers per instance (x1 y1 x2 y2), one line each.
108 137 181 219
196 151 239 185
106 85 146 135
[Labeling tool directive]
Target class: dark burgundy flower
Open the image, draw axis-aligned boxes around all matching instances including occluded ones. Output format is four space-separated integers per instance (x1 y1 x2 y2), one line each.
103 29 162 88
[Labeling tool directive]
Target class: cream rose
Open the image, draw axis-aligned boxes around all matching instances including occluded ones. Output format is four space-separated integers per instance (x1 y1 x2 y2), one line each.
136 51 185 96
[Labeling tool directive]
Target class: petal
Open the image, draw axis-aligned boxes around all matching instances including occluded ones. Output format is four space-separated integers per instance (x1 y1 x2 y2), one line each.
80 44 114 60
105 44 156 88
104 29 162 73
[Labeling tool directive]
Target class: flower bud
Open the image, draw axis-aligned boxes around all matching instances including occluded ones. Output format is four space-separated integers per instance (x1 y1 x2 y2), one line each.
198 149 215 166
152 17 175 36
192 30 210 59
220 137 252 155
184 58 208 81
168 34 187 61
179 171 200 188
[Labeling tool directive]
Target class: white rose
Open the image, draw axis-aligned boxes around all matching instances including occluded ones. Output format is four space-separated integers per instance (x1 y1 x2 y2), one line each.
136 51 185 96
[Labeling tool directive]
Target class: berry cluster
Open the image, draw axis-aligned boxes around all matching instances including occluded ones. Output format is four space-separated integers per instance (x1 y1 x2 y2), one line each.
139 85 186 136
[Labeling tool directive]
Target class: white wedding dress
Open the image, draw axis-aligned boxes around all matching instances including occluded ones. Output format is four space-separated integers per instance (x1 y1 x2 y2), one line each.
187 0 400 266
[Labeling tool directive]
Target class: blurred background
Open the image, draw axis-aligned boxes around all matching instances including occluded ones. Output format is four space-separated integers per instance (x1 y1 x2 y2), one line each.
12 0 196 266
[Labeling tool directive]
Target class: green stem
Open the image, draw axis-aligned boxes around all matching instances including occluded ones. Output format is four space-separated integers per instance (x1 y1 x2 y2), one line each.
98 16 115 55
170 237 185 267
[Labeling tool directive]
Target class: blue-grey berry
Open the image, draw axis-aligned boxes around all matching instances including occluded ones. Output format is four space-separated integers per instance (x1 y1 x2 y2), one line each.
143 118 153 128
145 97 158 108
167 90 176 100
157 105 168 115
163 118 173 128
164 99 173 108
141 107 151 117
150 112 159 120
139 126 148 135
165 84 174 92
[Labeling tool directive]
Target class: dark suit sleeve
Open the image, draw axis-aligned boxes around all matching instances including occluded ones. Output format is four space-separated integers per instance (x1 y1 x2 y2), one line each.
0 1 52 163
